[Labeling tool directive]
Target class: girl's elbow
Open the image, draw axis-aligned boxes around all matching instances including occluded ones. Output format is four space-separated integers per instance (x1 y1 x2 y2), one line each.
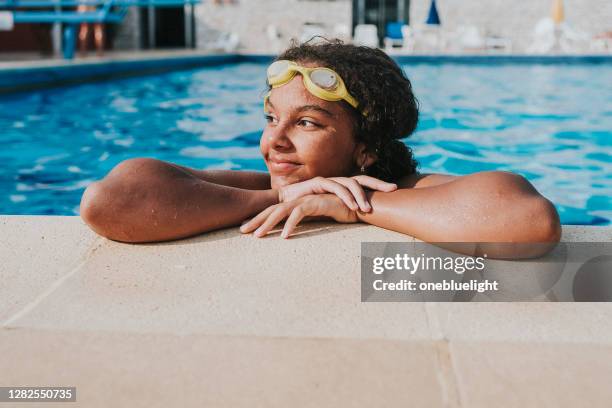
80 181 136 242
528 197 562 244
80 181 107 231
481 171 561 243
81 159 161 240
80 182 113 238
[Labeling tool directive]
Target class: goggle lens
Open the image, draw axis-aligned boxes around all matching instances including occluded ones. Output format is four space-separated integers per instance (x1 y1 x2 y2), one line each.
310 69 339 91
264 60 363 115
267 60 290 79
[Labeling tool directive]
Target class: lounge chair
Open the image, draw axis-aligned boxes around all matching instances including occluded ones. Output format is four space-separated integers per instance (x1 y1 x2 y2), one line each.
332 23 351 42
404 24 445 53
384 22 405 51
528 18 589 54
528 18 556 53
400 25 415 52
204 30 240 52
300 22 326 44
484 34 512 53
591 31 612 53
447 26 512 54
265 24 284 53
353 24 379 48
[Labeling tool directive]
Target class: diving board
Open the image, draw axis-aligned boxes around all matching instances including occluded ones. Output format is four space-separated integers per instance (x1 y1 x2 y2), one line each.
0 0 201 59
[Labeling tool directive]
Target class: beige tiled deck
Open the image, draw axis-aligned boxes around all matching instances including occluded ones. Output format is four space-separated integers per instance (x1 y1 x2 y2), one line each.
1 215 611 407
0 49 230 70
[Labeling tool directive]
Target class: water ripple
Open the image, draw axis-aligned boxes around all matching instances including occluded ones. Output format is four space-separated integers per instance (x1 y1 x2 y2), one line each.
0 62 609 225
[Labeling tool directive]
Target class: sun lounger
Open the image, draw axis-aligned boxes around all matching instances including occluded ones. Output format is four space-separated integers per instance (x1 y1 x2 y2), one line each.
383 22 405 51
300 22 327 44
353 24 379 48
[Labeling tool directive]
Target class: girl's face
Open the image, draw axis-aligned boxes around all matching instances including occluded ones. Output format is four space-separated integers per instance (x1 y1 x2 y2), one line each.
260 71 360 190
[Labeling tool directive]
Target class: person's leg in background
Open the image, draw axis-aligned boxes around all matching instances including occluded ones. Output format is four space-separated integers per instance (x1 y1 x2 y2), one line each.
78 23 90 56
77 5 90 56
94 23 105 56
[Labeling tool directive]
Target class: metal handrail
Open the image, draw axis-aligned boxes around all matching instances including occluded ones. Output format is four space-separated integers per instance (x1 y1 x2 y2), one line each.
1 0 202 59
0 0 199 7
11 10 125 23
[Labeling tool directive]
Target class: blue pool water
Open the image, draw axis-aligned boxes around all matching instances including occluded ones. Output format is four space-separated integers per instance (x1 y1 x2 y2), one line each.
0 61 611 224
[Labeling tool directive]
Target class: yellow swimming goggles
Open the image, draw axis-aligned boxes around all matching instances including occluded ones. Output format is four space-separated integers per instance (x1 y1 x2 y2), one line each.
265 59 366 116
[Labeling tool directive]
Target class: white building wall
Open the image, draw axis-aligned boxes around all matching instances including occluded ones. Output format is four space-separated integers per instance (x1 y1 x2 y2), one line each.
194 0 352 53
112 0 611 53
411 0 612 52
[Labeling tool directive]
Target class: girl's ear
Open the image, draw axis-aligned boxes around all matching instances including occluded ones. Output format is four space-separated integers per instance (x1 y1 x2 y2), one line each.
353 142 378 169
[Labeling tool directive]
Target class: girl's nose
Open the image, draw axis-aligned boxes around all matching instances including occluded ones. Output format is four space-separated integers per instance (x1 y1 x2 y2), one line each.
266 122 292 149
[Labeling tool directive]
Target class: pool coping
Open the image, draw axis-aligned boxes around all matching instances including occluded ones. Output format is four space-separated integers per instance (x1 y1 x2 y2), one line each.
1 51 611 94
0 51 242 94
2 216 612 406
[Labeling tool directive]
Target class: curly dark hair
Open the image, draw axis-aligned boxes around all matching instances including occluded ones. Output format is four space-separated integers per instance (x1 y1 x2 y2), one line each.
273 39 419 182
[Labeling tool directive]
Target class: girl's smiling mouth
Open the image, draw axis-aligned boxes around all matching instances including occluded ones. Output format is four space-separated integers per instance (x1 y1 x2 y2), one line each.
268 155 302 172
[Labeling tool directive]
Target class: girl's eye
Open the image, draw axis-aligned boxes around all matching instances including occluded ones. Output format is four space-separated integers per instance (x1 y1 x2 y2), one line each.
264 114 277 124
298 119 319 128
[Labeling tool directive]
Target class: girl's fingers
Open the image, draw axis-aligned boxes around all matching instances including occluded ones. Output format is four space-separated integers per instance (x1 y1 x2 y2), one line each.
319 179 359 211
334 178 371 212
352 175 398 192
254 205 291 237
281 206 308 239
240 205 277 233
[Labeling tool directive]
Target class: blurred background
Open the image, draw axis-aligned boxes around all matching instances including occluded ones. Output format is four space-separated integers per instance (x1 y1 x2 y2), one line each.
1 0 611 60
0 0 610 224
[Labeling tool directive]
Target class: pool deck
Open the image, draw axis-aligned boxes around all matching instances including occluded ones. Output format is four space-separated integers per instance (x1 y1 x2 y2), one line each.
1 49 611 94
1 215 612 407
0 50 243 94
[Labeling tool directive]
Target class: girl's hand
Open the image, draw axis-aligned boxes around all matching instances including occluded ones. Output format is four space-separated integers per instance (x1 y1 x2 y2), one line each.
278 175 396 212
240 194 359 239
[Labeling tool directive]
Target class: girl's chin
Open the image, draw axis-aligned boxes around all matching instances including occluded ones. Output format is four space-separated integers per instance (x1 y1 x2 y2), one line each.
270 174 307 189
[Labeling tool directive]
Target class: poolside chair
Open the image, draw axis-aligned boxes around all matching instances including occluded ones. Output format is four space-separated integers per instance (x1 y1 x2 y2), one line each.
223 32 240 52
528 18 556 53
266 24 281 41
205 30 240 52
559 24 590 52
384 22 405 51
591 31 612 53
455 26 485 51
484 34 512 53
353 24 379 48
400 25 416 53
265 24 283 53
406 24 445 53
445 25 511 54
528 17 589 54
332 23 351 42
300 22 326 44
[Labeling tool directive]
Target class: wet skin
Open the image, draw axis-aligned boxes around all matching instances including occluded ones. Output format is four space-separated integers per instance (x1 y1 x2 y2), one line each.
79 72 562 258
260 73 363 190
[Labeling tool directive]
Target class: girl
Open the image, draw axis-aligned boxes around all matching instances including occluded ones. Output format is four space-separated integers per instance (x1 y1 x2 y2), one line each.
80 41 561 258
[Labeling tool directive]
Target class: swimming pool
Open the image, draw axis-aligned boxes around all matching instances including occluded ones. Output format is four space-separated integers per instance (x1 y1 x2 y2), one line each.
1 59 611 225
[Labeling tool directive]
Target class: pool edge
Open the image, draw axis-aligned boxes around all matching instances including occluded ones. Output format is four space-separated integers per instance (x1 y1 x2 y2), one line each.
1 52 611 95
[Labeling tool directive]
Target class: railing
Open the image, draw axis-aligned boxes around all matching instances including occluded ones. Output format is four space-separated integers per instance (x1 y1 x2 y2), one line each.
0 0 201 58
0 0 199 7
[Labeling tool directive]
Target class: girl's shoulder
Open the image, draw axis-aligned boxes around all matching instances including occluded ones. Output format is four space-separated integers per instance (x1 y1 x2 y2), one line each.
397 173 458 189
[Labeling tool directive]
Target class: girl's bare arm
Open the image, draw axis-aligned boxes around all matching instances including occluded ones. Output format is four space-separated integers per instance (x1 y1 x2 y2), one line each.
80 158 278 243
166 162 271 190
357 171 561 258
